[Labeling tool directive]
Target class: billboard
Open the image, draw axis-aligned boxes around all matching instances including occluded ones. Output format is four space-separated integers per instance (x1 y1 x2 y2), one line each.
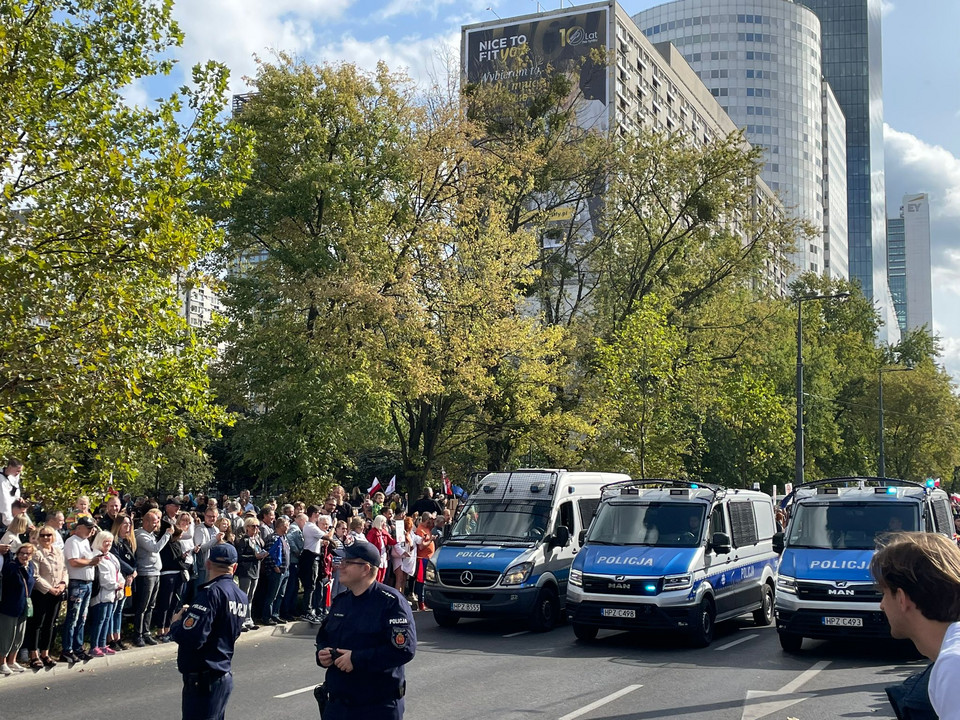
463 6 610 132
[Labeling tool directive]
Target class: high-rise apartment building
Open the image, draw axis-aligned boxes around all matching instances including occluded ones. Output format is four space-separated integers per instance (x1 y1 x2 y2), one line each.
461 0 790 298
633 0 846 282
886 194 933 335
822 81 848 280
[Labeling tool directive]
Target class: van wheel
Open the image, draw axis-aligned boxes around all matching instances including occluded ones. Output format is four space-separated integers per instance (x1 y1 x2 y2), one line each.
779 631 803 653
689 597 715 647
753 584 774 626
573 623 598 642
433 610 460 628
528 587 559 632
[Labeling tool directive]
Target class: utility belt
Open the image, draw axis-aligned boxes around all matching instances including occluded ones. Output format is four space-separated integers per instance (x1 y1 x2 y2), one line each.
183 668 228 684
325 682 405 707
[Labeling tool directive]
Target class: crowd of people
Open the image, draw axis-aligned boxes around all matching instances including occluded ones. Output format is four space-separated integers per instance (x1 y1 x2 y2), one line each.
0 455 459 676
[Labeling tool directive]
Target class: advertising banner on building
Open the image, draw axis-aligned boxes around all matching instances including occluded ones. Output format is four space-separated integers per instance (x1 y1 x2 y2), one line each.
463 6 610 132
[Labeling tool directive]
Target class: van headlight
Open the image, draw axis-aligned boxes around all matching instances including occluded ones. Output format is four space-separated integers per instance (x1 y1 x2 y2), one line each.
777 574 797 595
425 561 437 584
663 574 692 591
501 562 534 586
570 568 583 587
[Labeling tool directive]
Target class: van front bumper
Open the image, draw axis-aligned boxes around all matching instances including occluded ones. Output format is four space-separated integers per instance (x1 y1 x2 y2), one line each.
423 584 541 618
566 598 697 631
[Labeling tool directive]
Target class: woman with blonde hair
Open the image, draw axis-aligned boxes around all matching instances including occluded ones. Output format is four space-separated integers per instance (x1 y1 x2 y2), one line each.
215 516 235 544
108 514 137 650
26 526 68 667
89 531 123 656
365 514 397 583
0 515 29 552
393 516 418 601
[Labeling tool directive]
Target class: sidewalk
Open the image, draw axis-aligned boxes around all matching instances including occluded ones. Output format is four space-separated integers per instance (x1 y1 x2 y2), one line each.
1 619 316 684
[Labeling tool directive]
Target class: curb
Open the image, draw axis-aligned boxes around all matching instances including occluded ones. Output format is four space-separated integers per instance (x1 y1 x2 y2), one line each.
1 620 315 685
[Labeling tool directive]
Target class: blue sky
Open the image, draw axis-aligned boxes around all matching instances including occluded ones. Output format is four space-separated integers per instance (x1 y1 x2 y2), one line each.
141 0 960 377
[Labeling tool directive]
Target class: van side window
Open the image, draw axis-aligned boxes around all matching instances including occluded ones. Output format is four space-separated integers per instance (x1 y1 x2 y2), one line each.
578 498 601 530
709 505 726 536
729 501 758 547
557 501 575 534
932 499 952 536
753 500 776 540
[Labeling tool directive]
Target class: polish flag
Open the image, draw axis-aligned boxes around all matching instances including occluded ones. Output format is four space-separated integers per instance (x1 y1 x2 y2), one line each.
367 477 382 494
442 467 452 496
384 475 396 495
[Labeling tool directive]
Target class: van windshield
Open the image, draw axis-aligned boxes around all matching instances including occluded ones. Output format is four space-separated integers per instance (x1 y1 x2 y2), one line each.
786 502 920 549
587 502 706 547
449 500 551 543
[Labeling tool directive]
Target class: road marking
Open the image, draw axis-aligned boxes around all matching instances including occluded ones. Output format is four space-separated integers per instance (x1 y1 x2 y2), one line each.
740 660 831 720
503 630 530 638
274 685 317 699
714 634 758 651
558 684 643 720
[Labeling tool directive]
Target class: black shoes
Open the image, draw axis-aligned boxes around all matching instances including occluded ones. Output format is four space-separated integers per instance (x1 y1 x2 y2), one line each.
142 634 158 646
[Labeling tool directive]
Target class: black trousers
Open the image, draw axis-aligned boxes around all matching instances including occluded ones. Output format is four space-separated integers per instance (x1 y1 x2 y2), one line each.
133 575 160 638
299 550 319 613
153 573 184 629
182 670 233 720
25 591 62 653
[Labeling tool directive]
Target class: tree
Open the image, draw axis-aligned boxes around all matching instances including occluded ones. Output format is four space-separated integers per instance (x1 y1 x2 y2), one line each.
0 0 249 508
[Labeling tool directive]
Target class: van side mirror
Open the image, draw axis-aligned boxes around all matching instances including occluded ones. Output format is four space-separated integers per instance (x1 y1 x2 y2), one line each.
710 532 731 554
549 525 571 549
773 532 784 554
578 529 587 546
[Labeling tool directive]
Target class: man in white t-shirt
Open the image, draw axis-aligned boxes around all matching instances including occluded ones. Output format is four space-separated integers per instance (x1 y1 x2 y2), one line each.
61 516 103 663
872 532 960 719
0 457 23 529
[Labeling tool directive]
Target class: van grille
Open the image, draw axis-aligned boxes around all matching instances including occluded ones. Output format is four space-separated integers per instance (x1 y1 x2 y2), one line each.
438 569 501 588
796 581 881 602
582 575 662 596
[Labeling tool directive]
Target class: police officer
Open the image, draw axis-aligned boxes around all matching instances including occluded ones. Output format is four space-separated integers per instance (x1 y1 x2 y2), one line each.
169 543 248 720
315 541 416 719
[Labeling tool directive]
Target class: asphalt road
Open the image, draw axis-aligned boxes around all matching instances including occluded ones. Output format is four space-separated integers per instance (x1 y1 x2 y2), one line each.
1 611 924 720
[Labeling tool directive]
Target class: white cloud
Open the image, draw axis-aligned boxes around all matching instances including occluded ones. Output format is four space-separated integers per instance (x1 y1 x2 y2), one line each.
884 124 960 221
171 0 355 92
880 0 895 18
315 31 460 87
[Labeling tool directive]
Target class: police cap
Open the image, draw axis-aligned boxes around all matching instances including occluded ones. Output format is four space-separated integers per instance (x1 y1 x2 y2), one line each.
342 540 381 567
209 543 238 566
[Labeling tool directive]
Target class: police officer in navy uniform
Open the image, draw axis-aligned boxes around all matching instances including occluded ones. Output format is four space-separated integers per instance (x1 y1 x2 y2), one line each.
316 541 417 719
169 543 248 720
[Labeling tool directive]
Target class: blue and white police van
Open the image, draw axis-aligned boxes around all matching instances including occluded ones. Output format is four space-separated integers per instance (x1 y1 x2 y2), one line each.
774 477 954 652
566 480 778 646
423 469 629 632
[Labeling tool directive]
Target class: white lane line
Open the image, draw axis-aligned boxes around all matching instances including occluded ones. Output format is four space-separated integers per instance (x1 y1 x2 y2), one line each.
778 660 831 694
558 684 643 720
503 630 530 638
274 685 317 699
714 633 758 651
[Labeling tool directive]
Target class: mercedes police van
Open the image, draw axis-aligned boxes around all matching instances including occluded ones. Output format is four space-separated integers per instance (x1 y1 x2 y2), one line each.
423 469 629 632
774 477 954 652
566 480 778 646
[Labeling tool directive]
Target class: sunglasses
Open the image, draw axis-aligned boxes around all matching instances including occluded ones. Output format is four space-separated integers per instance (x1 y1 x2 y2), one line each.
39 533 54 538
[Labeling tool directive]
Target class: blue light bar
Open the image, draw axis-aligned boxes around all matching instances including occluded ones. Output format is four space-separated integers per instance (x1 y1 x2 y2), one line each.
690 484 699 489
644 584 657 593
888 487 898 494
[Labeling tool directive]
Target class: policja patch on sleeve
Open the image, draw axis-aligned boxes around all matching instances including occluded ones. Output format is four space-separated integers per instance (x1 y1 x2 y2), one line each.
183 613 200 629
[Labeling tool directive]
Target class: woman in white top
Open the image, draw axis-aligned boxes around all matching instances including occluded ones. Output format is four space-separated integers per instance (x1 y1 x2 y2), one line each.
393 516 419 601
0 515 29 553
88 532 123 657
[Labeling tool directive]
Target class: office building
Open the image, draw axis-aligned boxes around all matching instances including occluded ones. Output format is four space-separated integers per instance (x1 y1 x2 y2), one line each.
796 0 889 318
633 0 847 282
461 0 790 298
886 193 933 335
822 81 848 280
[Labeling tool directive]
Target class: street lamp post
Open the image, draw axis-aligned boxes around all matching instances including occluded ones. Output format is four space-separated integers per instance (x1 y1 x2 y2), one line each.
878 365 913 479
794 291 850 486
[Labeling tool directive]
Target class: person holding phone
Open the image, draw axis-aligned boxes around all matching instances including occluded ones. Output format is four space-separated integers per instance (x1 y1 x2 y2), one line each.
61 516 102 662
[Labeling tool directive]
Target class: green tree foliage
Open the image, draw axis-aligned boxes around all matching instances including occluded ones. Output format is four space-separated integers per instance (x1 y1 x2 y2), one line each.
0 0 250 508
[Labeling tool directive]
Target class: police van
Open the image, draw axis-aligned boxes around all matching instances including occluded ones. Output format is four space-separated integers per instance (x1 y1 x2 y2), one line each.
566 480 778 646
423 469 629 632
774 477 954 652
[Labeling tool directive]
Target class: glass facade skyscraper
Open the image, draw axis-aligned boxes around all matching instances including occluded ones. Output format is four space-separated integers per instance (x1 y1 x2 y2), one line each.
796 0 894 338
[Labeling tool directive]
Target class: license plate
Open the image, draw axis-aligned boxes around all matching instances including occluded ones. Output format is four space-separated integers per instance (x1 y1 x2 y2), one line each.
822 616 863 627
451 602 480 612
601 608 636 618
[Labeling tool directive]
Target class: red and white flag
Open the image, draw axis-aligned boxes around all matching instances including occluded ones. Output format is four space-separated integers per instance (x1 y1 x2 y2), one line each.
367 477 382 495
442 467 452 496
384 475 396 495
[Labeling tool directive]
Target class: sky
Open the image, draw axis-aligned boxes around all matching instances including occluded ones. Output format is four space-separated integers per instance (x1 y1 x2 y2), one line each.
137 0 960 378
